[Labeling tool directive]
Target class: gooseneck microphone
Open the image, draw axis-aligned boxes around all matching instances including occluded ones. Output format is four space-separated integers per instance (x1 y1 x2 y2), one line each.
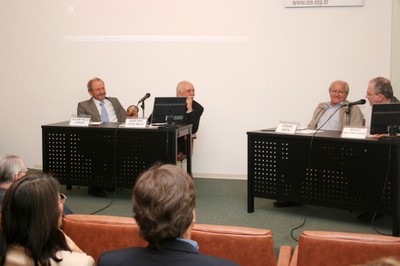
341 99 366 108
137 93 151 104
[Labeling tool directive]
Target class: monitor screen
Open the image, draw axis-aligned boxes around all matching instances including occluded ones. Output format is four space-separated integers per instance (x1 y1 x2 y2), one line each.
370 102 400 136
151 97 187 125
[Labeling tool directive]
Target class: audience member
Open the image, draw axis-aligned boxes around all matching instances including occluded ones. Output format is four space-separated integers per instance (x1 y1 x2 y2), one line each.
308 80 364 130
77 77 127 197
0 154 27 211
176 80 204 161
98 164 237 266
0 173 94 265
0 154 73 215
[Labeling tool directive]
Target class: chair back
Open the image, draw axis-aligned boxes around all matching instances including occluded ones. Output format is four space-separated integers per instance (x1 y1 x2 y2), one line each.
63 214 276 266
293 231 400 266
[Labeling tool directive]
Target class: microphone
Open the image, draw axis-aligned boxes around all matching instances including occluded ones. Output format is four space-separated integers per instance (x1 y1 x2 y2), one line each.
341 99 366 108
137 93 151 104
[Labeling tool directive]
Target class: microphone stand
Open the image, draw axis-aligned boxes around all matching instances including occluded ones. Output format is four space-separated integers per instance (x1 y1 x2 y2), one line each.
345 106 352 126
138 100 145 118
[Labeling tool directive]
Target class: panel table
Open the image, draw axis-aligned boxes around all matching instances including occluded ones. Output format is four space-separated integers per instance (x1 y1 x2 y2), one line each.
42 121 192 188
247 129 400 235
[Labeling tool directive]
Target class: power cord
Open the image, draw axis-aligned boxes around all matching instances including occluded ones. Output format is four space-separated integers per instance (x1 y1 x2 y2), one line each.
289 105 343 241
371 139 393 236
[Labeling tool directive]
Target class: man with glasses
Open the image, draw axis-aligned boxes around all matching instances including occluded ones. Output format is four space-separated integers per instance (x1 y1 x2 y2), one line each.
364 76 399 132
358 77 398 222
308 80 364 130
366 77 398 105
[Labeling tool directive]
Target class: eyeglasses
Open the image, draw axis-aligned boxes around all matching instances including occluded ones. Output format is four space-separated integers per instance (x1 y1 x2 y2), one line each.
330 90 347 95
366 92 379 97
59 193 67 204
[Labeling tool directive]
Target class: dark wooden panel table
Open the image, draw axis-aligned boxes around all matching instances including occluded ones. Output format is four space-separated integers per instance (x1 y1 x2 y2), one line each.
42 121 192 189
247 129 400 236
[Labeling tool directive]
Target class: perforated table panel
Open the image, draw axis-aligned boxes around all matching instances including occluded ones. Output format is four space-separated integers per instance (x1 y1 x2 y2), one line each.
247 130 400 236
42 121 192 188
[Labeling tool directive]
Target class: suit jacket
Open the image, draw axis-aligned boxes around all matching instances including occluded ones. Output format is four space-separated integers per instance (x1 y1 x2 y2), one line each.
308 100 364 130
77 97 126 123
98 239 238 266
5 244 94 266
186 100 204 134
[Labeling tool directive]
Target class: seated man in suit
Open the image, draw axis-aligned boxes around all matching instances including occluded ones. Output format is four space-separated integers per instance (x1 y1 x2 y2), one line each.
275 80 364 208
98 164 237 266
308 80 364 130
176 80 204 161
77 77 129 197
358 76 399 222
78 77 127 123
366 76 399 105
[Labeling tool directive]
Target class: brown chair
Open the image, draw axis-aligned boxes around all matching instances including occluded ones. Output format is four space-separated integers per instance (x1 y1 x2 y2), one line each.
63 214 276 266
277 230 400 266
63 214 147 264
191 224 276 266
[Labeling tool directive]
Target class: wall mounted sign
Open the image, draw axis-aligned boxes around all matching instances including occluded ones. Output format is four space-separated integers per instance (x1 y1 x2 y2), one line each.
285 0 364 8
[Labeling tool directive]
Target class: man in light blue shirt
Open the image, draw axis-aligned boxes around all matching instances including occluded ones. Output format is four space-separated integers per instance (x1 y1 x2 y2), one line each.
307 80 364 130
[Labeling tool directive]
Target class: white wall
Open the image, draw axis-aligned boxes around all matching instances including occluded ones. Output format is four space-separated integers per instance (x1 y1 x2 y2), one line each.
391 0 400 90
0 1 395 178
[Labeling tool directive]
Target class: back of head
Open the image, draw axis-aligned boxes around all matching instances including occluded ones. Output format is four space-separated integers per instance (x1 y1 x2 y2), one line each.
0 173 69 265
370 77 393 99
133 164 196 248
0 155 26 184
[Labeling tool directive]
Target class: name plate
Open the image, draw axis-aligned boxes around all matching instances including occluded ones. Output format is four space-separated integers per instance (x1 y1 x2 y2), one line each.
275 122 298 134
341 127 368 139
125 117 147 128
69 115 91 127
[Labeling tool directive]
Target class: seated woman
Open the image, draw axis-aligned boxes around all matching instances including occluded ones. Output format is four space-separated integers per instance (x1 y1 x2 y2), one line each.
0 173 94 266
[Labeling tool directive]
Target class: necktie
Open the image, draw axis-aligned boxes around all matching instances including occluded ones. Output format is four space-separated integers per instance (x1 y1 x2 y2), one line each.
100 101 109 122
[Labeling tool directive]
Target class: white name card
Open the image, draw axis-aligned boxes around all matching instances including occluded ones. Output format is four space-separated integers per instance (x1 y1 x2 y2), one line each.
276 122 298 134
69 115 91 127
341 127 368 139
125 117 148 128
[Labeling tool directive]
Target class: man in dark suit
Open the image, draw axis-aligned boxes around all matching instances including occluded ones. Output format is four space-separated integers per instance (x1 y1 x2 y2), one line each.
98 164 237 266
176 80 204 161
77 77 128 197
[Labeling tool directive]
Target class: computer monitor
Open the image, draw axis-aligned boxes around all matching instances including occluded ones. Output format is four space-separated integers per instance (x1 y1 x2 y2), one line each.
370 102 400 137
151 97 187 125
